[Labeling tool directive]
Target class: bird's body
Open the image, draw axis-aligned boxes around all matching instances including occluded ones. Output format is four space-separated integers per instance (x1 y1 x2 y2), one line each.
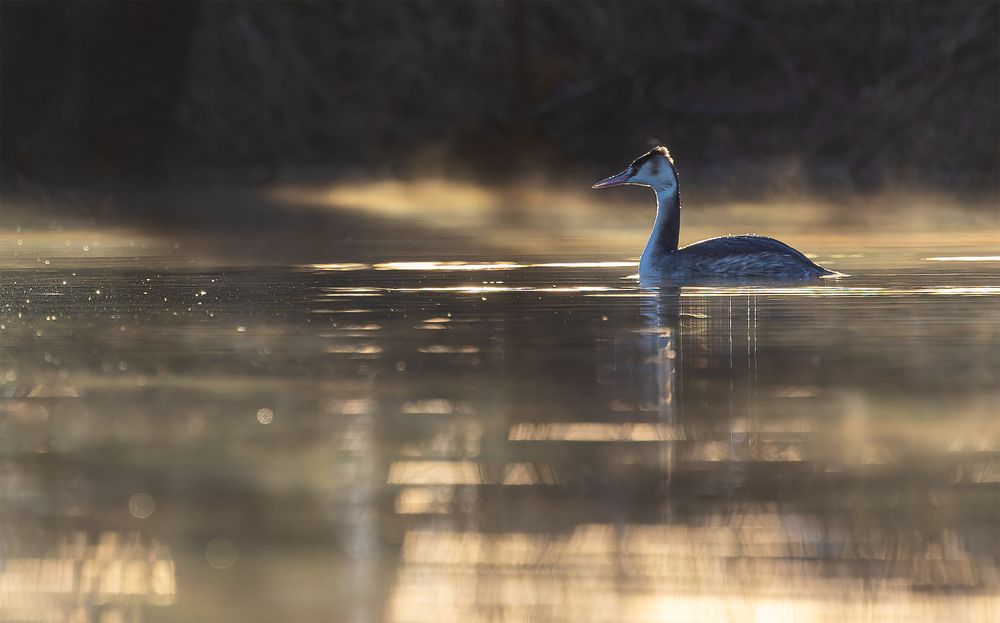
593 146 834 280
647 235 831 279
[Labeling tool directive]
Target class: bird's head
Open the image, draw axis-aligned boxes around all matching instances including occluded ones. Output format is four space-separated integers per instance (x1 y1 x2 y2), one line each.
591 146 678 192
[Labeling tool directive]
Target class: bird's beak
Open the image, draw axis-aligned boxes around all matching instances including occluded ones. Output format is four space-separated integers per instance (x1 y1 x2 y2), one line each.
591 169 631 189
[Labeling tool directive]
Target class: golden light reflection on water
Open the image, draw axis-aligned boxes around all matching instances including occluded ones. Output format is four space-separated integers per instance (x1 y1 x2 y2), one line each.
326 343 384 354
508 422 680 441
0 531 176 622
417 345 480 354
400 399 471 414
308 261 637 272
315 281 1000 299
680 285 1000 297
376 261 522 271
389 523 1000 623
387 461 483 485
299 258 1000 307
395 487 455 514
925 256 1000 262
387 462 547 487
319 284 621 296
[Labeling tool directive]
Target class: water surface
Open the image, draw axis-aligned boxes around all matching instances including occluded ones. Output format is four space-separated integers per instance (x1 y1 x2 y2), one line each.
2 250 999 622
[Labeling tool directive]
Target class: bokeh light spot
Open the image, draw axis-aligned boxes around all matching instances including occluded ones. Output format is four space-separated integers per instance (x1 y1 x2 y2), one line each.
206 538 239 570
128 493 155 519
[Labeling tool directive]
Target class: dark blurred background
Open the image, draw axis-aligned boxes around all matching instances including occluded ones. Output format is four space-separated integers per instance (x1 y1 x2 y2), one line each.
2 0 998 204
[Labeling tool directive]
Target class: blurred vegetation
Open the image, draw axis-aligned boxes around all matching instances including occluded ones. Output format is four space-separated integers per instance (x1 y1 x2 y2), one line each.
2 1 998 197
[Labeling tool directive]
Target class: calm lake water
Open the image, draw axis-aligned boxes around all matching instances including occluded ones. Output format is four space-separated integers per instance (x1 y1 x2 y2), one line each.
2 249 999 622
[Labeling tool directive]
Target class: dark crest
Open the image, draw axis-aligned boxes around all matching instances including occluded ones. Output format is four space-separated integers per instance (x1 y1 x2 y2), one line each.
629 145 678 178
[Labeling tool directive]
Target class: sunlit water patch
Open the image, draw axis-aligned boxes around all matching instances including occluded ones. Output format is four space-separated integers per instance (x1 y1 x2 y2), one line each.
925 256 1000 262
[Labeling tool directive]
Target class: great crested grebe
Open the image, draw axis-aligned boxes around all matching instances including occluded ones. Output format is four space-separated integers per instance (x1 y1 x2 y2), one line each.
593 146 833 279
